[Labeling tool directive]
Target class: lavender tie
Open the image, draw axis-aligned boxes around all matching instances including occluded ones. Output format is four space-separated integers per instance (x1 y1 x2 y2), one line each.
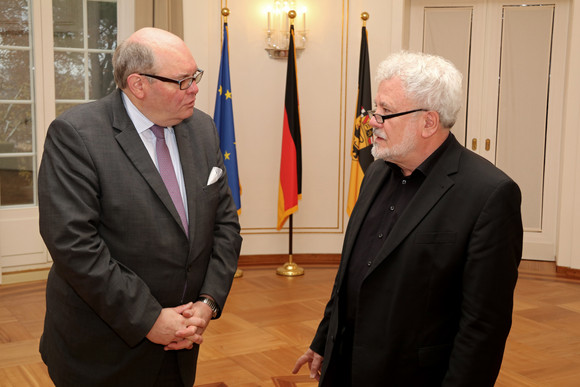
150 124 188 236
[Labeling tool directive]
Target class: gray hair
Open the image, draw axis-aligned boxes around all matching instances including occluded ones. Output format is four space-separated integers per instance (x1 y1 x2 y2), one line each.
375 51 463 128
113 39 156 89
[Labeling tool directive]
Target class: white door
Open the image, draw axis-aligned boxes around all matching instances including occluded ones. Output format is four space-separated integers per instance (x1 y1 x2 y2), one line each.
410 0 568 260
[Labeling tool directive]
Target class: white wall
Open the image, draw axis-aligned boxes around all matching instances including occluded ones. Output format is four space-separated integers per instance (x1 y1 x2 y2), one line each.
183 0 580 271
183 0 403 256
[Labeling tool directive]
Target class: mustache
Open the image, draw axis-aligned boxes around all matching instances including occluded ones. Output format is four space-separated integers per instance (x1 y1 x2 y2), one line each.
373 128 387 140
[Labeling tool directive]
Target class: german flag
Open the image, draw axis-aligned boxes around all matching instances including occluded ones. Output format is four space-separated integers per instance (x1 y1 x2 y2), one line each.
347 24 373 215
277 24 302 230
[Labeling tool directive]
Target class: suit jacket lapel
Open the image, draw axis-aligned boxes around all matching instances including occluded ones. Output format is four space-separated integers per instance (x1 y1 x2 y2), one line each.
174 121 199 241
338 162 391 283
369 136 462 272
111 91 188 237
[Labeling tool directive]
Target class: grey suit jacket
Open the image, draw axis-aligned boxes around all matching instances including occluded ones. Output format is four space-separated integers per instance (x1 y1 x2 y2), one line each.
38 89 242 387
311 134 523 386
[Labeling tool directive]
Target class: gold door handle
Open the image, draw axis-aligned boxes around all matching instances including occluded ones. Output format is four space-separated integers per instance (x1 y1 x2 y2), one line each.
472 138 477 150
485 139 491 151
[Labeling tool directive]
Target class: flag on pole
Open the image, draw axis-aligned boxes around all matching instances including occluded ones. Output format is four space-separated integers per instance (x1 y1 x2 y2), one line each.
347 24 373 215
277 24 302 230
214 22 241 214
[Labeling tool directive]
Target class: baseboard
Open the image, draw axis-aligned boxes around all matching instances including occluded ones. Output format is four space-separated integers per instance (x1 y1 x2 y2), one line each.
556 265 580 279
2 256 577 285
1 268 50 285
238 253 341 266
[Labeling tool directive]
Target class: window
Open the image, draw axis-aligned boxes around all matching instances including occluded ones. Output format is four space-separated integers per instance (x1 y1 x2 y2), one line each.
0 0 35 206
0 0 119 207
53 0 118 116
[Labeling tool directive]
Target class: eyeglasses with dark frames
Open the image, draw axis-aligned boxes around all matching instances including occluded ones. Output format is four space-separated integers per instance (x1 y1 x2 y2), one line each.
366 108 427 124
139 69 204 90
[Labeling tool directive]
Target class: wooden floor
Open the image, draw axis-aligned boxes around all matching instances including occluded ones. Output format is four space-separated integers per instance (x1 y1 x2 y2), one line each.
1 261 580 386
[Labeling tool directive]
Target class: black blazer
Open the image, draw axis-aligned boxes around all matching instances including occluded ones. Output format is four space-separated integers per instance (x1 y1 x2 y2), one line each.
38 89 242 386
311 134 522 386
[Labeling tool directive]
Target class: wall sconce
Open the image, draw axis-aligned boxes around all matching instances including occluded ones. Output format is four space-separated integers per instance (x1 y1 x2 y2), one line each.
265 1 307 59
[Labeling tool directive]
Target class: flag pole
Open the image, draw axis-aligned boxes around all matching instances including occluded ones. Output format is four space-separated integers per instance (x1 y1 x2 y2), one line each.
277 214 304 276
219 6 243 279
276 10 304 277
347 11 372 215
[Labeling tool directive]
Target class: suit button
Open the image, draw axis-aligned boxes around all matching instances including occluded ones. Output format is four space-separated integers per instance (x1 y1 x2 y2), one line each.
367 261 372 266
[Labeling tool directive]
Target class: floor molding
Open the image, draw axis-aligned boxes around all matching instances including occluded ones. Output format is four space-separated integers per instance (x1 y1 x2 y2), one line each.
3 256 580 285
1 268 50 285
238 253 340 267
555 265 580 279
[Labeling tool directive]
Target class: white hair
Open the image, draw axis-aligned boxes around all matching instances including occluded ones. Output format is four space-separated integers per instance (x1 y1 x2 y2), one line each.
375 51 463 128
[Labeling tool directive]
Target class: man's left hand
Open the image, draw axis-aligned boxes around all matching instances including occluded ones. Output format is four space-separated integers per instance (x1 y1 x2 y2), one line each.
163 300 213 350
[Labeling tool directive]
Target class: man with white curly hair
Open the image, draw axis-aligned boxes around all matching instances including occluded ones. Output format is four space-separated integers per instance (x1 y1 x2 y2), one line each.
294 51 523 386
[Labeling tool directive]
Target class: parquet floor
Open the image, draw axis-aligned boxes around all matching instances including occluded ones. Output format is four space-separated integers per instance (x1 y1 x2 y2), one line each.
0 261 579 386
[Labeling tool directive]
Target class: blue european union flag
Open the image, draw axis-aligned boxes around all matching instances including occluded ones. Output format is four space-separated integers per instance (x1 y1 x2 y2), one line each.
214 22 241 214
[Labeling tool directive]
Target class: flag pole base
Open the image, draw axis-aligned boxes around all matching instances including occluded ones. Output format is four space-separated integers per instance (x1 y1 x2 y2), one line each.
234 269 243 278
276 255 304 276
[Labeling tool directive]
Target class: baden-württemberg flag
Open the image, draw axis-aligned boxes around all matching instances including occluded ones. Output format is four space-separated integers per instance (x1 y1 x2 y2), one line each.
214 22 241 214
347 24 373 215
277 24 302 230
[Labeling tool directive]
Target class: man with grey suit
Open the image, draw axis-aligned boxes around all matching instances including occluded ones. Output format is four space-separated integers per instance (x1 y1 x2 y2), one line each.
294 51 523 386
38 27 242 387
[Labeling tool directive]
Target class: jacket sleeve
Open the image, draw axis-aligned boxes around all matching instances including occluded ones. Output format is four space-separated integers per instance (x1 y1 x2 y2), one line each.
443 178 523 386
310 160 386 355
197 118 243 317
39 118 161 347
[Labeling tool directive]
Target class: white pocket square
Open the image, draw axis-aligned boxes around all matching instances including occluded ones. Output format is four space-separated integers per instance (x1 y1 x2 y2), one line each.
207 167 223 185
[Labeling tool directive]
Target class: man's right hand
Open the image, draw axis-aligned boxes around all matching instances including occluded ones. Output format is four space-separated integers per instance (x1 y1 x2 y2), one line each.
292 348 324 381
146 302 204 347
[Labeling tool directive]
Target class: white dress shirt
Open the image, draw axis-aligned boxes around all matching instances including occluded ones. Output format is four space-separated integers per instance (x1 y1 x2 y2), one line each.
121 92 189 221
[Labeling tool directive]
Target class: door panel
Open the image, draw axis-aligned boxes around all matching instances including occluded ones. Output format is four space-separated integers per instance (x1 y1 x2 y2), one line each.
410 0 567 260
423 7 473 147
496 5 554 231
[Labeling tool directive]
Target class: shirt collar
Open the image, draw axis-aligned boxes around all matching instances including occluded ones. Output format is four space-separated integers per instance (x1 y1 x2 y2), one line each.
386 132 454 178
121 91 155 134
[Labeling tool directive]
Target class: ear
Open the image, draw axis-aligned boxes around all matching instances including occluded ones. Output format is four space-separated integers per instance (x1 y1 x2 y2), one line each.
421 110 440 138
126 73 146 99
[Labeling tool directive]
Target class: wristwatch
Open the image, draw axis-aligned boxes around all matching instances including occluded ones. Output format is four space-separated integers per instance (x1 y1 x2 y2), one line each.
197 296 219 319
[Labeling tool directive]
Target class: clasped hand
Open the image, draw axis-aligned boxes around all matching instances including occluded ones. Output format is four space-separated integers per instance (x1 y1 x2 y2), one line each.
146 301 213 351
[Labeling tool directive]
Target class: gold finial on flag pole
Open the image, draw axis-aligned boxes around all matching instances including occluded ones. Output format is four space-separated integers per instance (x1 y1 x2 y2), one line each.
361 11 369 26
222 7 230 22
288 9 297 25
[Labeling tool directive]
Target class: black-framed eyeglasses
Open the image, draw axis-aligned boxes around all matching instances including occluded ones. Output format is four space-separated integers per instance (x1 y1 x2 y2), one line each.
367 108 427 124
139 69 204 90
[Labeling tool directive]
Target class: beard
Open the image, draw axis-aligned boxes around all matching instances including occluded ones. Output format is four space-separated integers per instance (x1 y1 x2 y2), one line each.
371 127 417 162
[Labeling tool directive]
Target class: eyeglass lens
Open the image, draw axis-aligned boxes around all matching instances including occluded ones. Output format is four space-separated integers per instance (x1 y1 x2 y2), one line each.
178 70 203 90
